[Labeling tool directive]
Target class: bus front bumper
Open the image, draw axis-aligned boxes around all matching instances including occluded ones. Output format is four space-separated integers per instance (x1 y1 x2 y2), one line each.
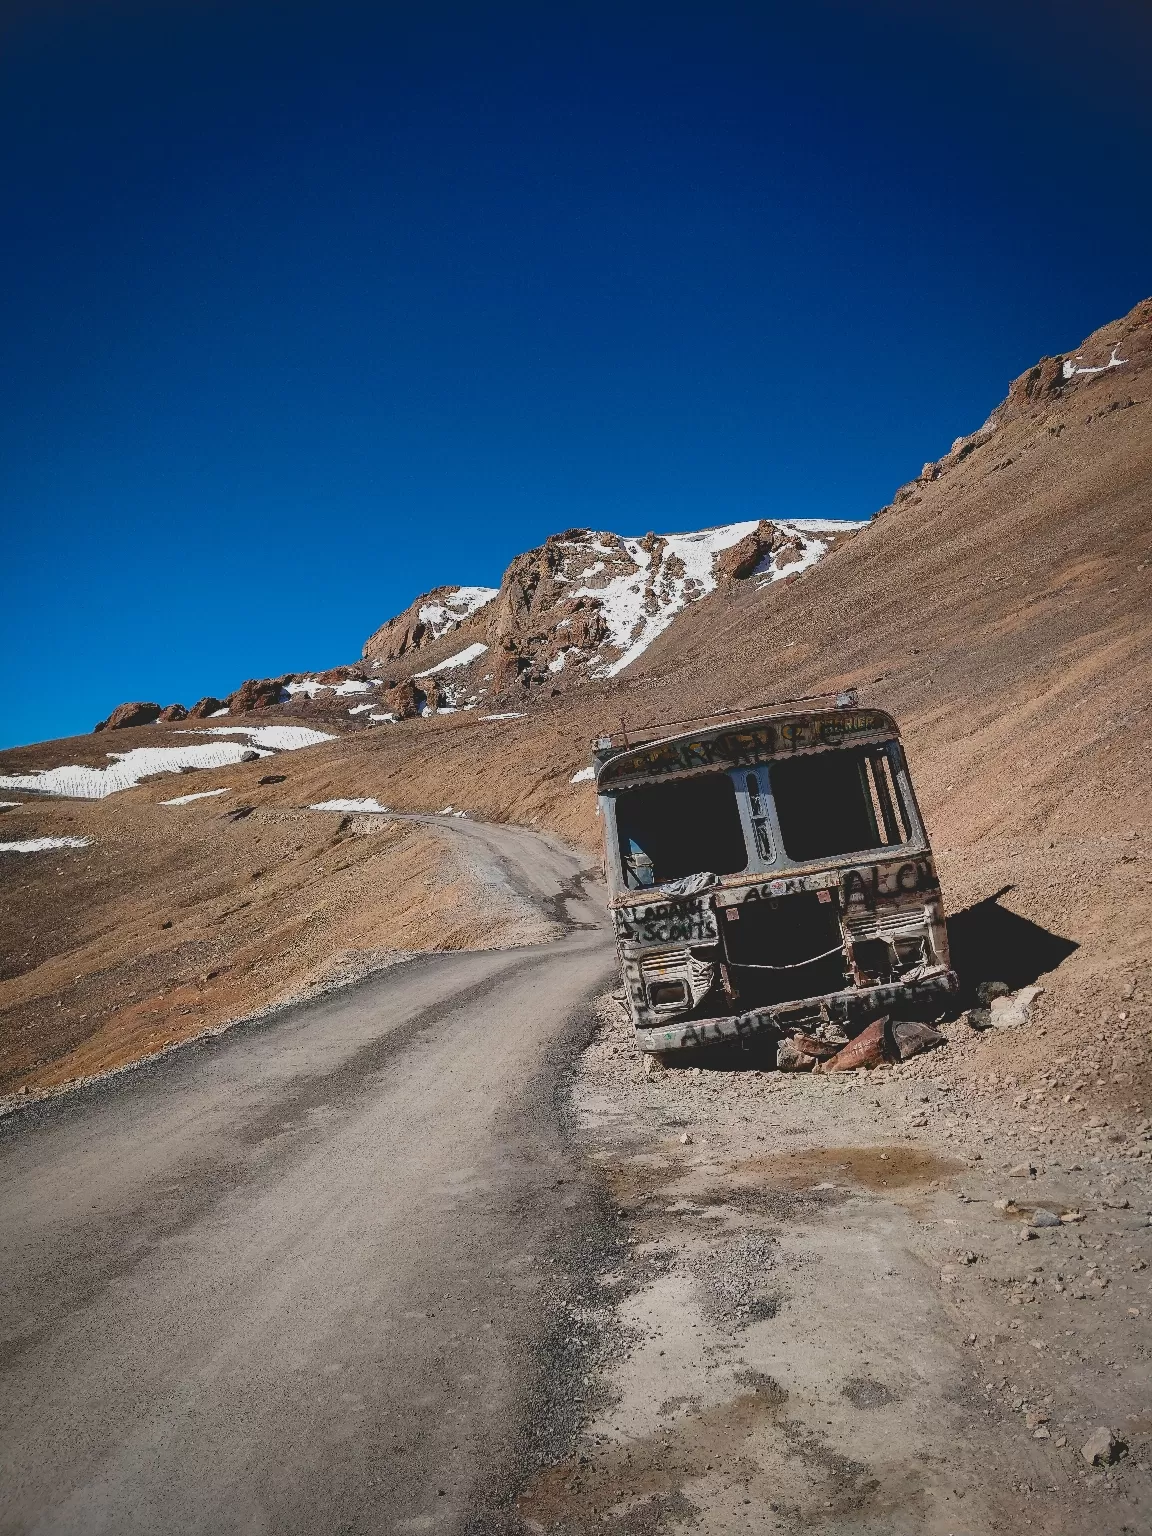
635 969 959 1054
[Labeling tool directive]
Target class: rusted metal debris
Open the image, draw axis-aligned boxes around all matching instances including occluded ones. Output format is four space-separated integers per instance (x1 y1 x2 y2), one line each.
591 702 958 1065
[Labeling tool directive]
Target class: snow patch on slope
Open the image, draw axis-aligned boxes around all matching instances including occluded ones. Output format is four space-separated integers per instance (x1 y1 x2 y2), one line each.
0 836 94 853
310 798 390 813
415 642 489 675
418 587 499 638
0 726 335 800
192 725 335 750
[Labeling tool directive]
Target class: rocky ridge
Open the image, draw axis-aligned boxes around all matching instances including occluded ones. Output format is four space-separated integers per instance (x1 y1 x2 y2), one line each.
90 517 861 736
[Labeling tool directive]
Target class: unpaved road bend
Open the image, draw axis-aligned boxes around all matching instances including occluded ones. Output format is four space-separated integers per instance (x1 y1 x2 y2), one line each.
0 822 617 1535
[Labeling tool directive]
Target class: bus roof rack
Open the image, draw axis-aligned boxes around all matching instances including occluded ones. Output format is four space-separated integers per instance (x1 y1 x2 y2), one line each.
592 685 870 759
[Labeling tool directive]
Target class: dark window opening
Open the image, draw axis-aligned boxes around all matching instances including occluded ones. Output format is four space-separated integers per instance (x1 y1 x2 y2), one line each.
723 892 847 1005
615 773 748 889
769 746 911 863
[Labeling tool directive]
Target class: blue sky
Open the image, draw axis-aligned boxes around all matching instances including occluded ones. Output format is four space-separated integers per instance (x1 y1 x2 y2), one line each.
3 0 1150 746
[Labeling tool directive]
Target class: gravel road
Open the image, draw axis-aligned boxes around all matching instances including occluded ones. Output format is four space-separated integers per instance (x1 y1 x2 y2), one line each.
0 821 616 1535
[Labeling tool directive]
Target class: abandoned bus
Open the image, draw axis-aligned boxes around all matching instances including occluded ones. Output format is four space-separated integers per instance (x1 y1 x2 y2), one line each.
594 704 957 1055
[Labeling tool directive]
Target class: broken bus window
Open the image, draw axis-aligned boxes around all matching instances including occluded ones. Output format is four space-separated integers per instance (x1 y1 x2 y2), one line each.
768 745 911 862
615 773 747 889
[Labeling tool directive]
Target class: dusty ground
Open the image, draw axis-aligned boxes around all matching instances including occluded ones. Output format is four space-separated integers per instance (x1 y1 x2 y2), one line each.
0 787 559 1098
551 981 1152 1535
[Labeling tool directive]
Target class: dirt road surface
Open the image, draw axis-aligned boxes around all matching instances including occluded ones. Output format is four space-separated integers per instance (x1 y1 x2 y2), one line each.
0 823 616 1535
3 817 1150 1535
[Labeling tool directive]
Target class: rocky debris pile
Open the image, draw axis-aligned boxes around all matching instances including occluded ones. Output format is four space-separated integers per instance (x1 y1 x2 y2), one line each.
965 982 1044 1032
776 1015 946 1073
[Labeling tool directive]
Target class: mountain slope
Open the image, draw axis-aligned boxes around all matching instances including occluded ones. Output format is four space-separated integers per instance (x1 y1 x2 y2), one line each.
0 297 1149 1099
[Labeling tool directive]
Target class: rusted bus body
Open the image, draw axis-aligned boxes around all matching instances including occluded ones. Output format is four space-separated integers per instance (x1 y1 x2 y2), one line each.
594 707 957 1054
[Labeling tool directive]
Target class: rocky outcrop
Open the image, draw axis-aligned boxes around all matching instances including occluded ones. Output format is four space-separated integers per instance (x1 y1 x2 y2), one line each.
156 703 188 723
716 521 809 581
363 586 498 664
93 702 162 732
877 295 1152 517
227 677 291 714
379 678 434 719
187 697 226 719
314 666 367 685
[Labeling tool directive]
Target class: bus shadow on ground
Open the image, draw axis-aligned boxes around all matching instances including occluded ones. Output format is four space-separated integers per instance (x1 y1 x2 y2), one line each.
946 885 1078 1008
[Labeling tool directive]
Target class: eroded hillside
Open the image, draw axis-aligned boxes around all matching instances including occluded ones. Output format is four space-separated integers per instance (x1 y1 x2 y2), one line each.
1 298 1149 1099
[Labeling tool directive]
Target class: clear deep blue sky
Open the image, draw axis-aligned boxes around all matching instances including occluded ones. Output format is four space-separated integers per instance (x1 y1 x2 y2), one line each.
3 1 1150 746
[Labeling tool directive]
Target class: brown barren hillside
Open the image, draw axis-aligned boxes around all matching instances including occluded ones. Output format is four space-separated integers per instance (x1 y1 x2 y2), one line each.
1 298 1149 1101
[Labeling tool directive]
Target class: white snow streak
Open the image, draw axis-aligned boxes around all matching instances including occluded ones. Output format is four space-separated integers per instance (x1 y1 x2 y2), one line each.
161 788 231 805
0 745 264 800
0 836 93 853
1062 344 1128 380
577 519 866 677
310 798 390 814
0 725 334 800
192 725 334 750
583 524 754 678
414 642 489 675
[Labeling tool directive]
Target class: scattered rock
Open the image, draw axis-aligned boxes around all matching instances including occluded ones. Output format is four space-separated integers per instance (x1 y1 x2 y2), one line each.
777 1037 821 1072
257 774 288 785
1029 1208 1061 1228
976 980 1012 1005
679 1132 692 1145
1008 1163 1037 1178
966 1007 994 1031
380 678 429 720
1018 1228 1037 1242
1081 1427 1126 1466
989 985 1044 1029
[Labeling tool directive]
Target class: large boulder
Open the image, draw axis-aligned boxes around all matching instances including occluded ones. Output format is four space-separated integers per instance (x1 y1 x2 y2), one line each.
187 696 227 719
93 701 162 732
156 703 188 723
